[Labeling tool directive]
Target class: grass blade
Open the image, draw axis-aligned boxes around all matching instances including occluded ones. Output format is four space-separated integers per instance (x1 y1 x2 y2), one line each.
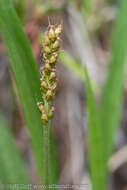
59 51 86 82
84 66 106 190
0 0 58 183
0 114 30 189
0 0 43 179
59 51 98 91
101 0 127 161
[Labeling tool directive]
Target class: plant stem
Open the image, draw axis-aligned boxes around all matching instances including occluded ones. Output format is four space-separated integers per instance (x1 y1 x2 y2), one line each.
43 121 51 189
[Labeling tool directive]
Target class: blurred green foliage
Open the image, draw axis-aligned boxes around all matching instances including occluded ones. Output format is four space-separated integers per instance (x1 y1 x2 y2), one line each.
0 114 30 189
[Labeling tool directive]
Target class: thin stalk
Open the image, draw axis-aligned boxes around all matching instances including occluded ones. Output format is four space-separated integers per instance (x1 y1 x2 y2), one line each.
43 121 51 188
38 24 62 187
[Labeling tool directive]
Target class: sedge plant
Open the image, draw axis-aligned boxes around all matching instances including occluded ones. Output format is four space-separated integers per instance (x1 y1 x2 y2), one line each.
37 24 62 187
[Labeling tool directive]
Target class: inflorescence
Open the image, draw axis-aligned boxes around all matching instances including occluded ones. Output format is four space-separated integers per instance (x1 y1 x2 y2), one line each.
37 24 62 124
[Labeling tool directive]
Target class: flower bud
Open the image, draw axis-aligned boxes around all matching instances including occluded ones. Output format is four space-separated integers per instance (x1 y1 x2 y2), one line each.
41 114 48 124
52 40 60 49
48 27 56 40
44 35 50 45
43 53 48 60
48 106 55 119
43 46 51 54
49 72 56 80
55 24 62 37
37 102 44 112
45 62 51 70
41 81 48 89
49 53 57 64
46 90 53 101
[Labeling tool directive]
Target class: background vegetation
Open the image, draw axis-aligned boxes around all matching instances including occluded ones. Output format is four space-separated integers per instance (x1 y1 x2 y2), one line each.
0 0 127 190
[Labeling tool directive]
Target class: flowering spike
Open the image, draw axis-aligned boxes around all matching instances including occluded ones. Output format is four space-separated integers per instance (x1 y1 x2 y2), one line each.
37 24 62 124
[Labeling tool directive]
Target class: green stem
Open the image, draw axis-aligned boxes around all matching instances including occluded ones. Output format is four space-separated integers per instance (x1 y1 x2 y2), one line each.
43 121 51 189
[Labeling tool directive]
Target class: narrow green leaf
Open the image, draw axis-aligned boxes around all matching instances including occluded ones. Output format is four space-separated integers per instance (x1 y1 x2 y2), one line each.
84 66 106 190
59 51 86 82
0 0 59 184
59 51 98 91
101 0 127 161
0 0 43 180
0 115 30 190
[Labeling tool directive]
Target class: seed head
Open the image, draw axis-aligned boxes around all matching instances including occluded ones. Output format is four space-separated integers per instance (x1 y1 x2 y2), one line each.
38 24 62 124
